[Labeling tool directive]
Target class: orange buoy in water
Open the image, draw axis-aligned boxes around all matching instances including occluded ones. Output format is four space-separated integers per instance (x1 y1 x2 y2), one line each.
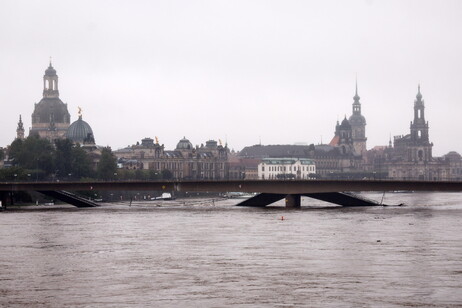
280 216 284 221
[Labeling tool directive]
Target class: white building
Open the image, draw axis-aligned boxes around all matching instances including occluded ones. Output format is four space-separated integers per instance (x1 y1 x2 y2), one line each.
258 158 316 180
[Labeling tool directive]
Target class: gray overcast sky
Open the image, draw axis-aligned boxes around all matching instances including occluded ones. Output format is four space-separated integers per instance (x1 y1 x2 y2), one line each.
1 0 461 156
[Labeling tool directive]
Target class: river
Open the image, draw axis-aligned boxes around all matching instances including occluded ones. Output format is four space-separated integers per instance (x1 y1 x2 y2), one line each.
1 192 462 307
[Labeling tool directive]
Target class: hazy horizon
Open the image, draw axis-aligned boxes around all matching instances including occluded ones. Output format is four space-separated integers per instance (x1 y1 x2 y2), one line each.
1 0 461 156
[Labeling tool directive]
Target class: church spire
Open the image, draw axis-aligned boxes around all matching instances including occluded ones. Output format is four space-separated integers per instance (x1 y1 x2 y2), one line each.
352 79 361 115
412 84 426 129
416 83 423 101
349 77 367 155
355 78 358 97
353 77 360 101
16 115 25 140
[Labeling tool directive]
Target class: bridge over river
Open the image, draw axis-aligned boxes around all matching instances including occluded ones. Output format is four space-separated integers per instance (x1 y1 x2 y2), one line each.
2 179 462 208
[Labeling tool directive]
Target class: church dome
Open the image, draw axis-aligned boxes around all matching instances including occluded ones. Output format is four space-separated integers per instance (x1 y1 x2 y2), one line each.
45 64 57 76
340 117 351 129
32 97 70 124
66 115 95 144
176 137 193 150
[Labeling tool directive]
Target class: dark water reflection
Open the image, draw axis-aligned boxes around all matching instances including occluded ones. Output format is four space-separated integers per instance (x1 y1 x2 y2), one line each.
1 192 462 307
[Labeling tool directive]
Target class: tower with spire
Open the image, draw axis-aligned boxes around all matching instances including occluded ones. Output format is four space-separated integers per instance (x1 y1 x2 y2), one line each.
16 115 25 140
348 80 367 156
409 84 432 162
30 61 70 142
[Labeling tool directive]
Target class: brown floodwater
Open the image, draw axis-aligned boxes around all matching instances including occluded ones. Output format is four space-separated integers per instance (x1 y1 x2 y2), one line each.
1 192 462 307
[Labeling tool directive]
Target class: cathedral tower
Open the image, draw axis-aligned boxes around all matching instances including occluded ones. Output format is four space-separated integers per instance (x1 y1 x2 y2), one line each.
409 85 432 162
30 61 70 142
348 81 367 155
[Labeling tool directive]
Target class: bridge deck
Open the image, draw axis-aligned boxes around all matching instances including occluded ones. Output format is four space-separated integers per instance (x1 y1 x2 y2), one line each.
2 179 462 194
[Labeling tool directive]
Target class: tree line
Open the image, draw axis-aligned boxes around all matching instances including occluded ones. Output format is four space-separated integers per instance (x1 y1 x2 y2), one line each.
0 135 114 181
1 135 174 182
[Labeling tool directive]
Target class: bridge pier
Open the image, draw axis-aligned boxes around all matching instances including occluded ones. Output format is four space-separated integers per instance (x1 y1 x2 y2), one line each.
285 194 301 208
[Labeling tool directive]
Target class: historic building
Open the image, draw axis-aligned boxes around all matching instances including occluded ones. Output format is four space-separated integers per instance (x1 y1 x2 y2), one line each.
7 62 101 170
239 143 363 178
391 85 433 163
328 82 366 157
18 63 97 148
330 117 355 156
258 158 315 180
114 137 229 179
29 62 71 142
384 86 450 180
239 84 366 178
445 152 462 181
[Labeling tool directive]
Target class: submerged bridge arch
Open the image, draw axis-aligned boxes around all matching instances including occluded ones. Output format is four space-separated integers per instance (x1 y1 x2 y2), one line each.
2 179 462 208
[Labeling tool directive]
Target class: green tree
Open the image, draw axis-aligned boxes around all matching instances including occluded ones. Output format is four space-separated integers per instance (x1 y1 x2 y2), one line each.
97 147 117 180
8 138 24 164
54 139 73 177
71 144 94 179
0 147 5 161
161 169 173 180
135 169 146 180
148 169 161 180
8 135 55 178
54 140 93 179
0 166 25 181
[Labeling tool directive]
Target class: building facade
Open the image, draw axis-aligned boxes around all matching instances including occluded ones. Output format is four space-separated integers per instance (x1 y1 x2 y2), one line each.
258 158 315 180
114 137 229 179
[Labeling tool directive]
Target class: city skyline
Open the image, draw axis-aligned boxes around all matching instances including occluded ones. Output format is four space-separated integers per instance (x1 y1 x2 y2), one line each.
1 0 462 156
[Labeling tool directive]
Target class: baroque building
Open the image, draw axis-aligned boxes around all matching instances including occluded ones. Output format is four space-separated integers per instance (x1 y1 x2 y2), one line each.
30 62 71 142
114 137 229 179
238 83 366 178
20 62 97 147
384 86 450 180
392 85 432 163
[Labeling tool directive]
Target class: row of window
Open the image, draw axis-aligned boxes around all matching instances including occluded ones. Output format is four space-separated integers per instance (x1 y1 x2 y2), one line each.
316 160 338 168
148 161 226 170
262 165 314 172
